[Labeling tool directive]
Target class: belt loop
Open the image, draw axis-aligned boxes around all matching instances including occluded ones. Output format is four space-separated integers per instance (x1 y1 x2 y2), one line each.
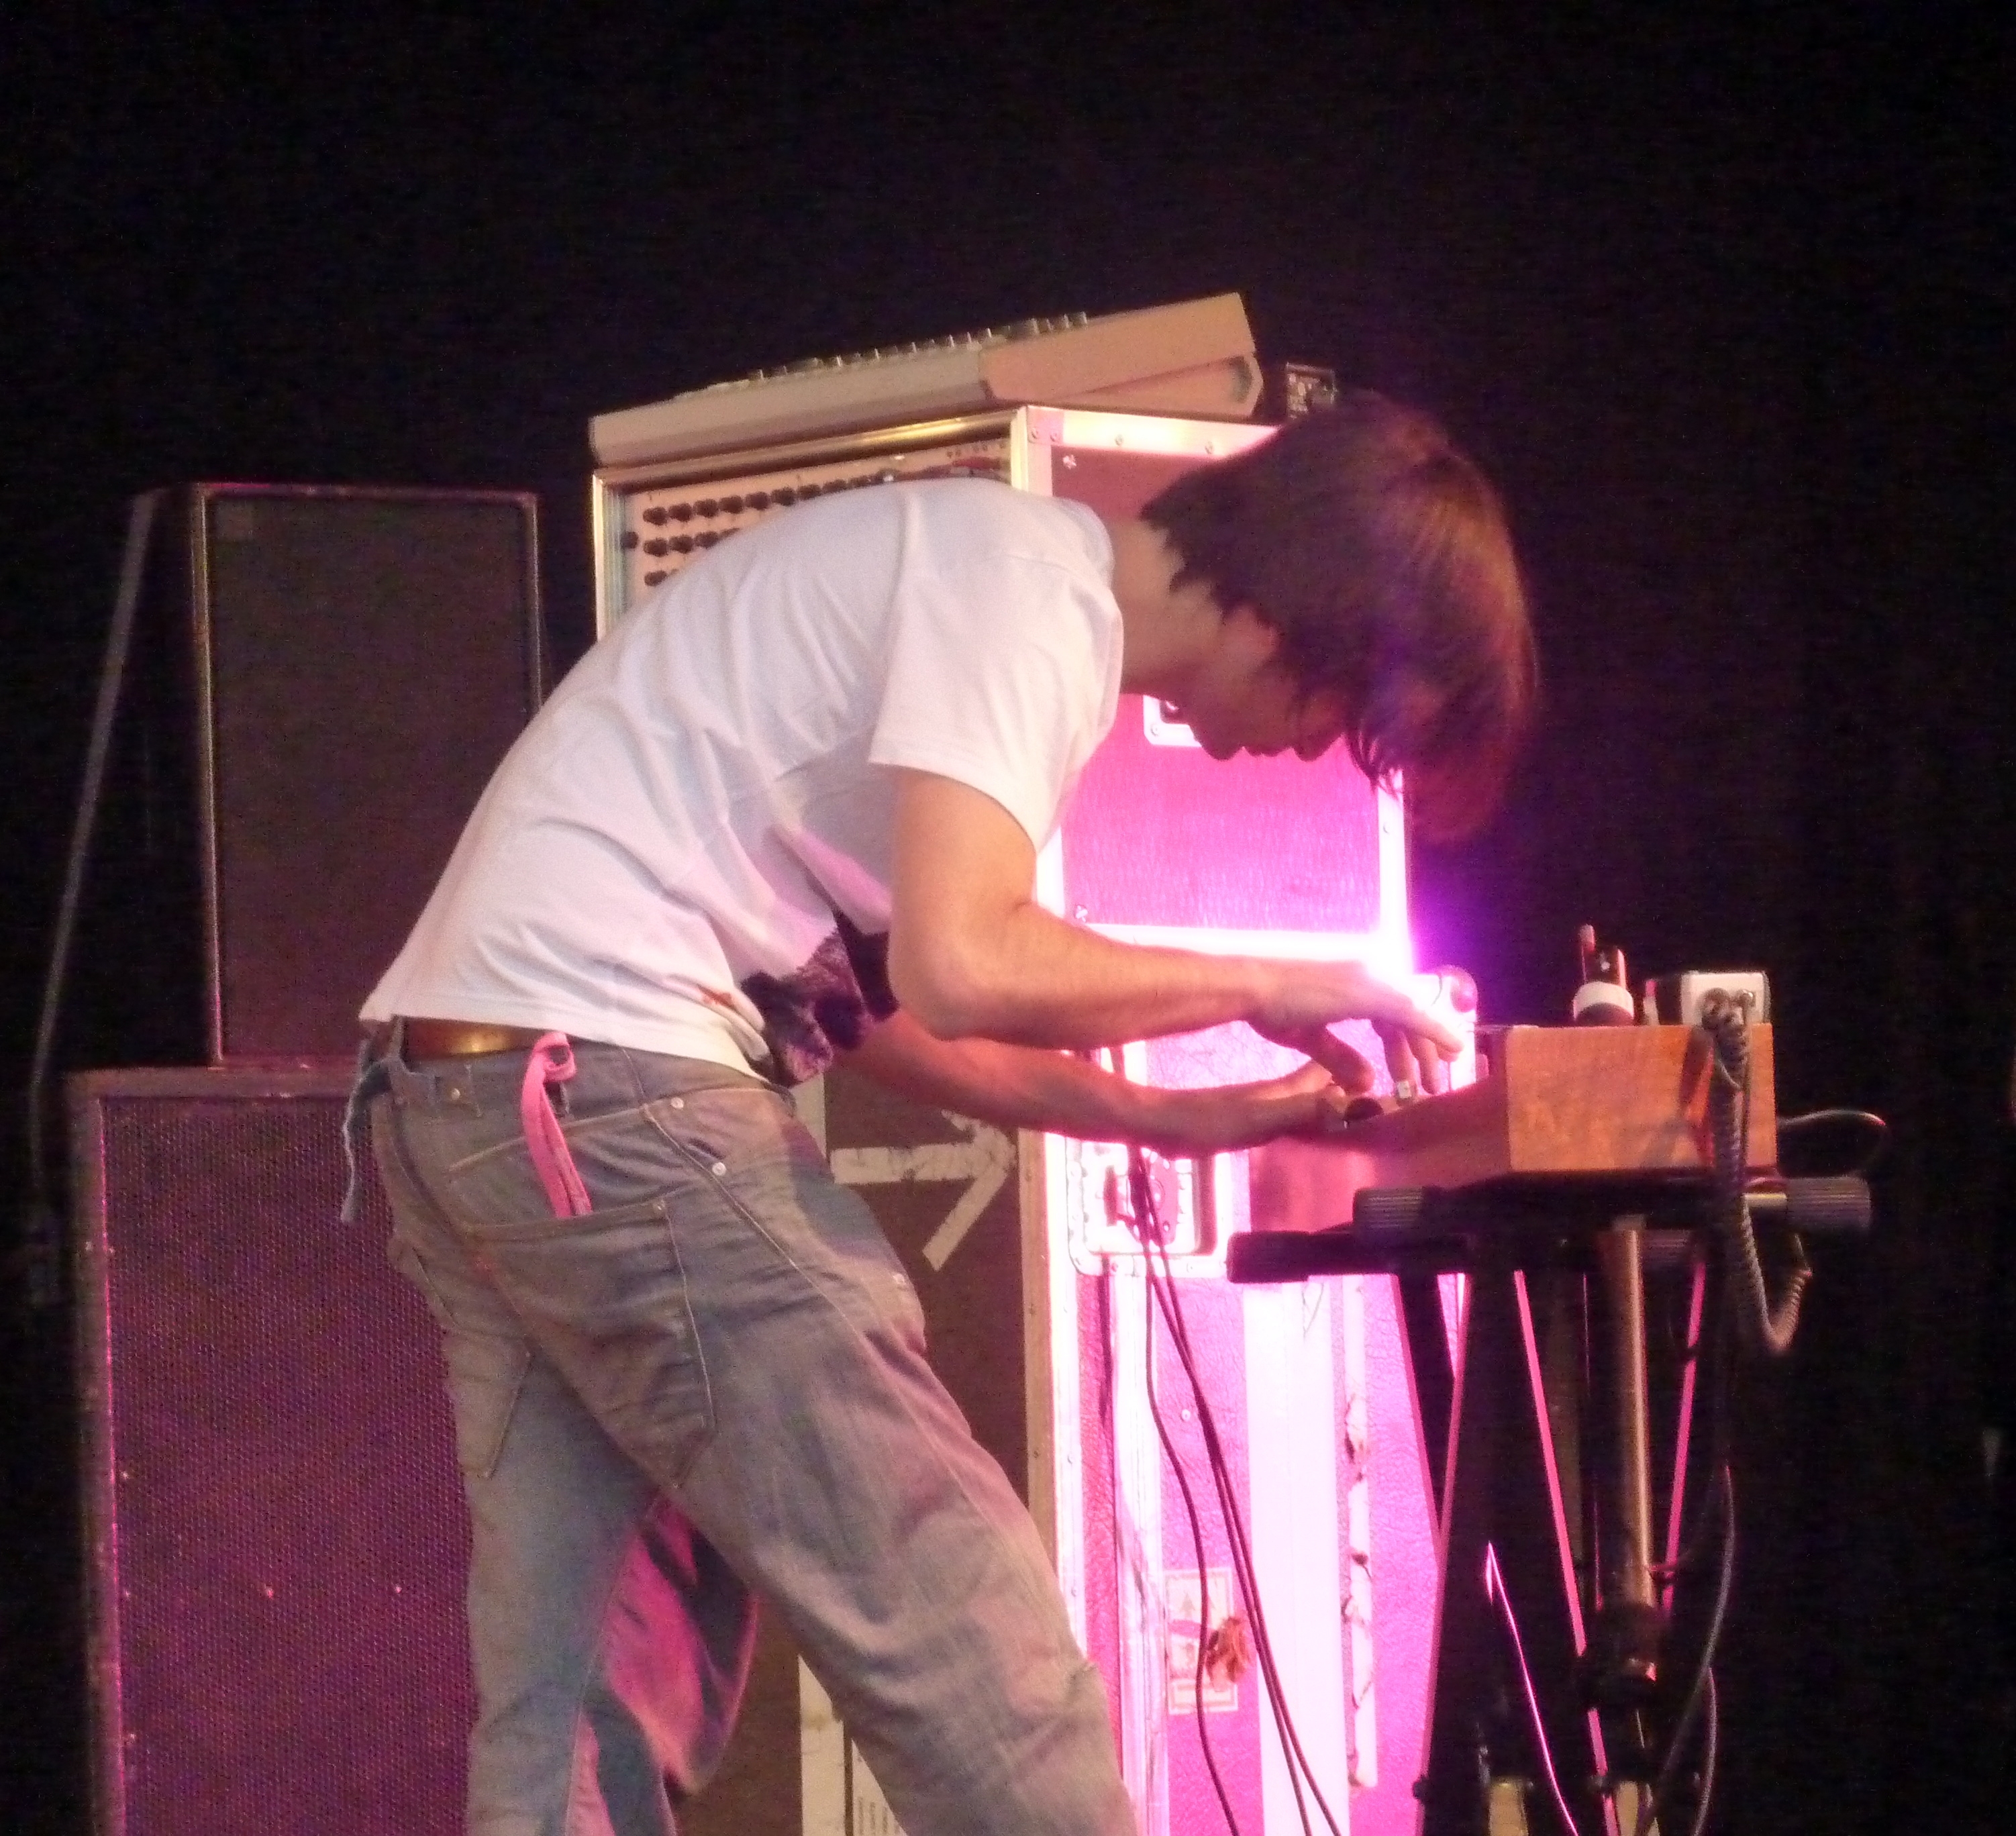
339 1019 404 1225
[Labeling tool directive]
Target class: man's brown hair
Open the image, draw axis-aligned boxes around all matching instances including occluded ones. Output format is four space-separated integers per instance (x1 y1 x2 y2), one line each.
1142 391 1537 838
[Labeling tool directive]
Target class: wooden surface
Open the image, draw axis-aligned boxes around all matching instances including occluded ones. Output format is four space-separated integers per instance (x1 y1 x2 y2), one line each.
1248 1023 1778 1235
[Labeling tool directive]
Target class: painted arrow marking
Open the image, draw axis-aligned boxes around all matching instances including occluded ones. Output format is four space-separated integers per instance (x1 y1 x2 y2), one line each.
829 1115 1014 1270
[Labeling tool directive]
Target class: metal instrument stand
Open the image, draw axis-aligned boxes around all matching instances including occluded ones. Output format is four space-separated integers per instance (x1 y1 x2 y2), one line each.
1228 1174 1869 1835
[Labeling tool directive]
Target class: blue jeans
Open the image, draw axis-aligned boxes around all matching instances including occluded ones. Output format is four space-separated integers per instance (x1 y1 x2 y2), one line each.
367 1037 1132 1836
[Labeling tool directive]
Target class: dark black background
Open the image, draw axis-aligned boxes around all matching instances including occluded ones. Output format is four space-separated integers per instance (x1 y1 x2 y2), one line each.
3 6 2011 1831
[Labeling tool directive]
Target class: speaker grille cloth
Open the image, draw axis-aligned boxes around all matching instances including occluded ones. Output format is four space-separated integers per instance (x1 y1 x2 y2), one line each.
96 1089 469 1833
201 491 537 1060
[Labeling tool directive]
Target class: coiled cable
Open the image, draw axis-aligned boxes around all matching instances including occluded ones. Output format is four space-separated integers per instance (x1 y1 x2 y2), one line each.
1700 992 1811 1357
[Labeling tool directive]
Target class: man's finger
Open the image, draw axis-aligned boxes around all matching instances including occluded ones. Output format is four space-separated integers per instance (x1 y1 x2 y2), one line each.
1395 1027 1443 1096
1266 1060 1343 1100
1258 1027 1370 1096
1377 1020 1421 1097
1349 972 1462 1055
1297 1027 1374 1095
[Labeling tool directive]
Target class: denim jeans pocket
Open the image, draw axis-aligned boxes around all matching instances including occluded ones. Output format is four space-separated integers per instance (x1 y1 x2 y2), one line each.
640 1084 809 1189
453 1194 718 1488
646 1086 928 1328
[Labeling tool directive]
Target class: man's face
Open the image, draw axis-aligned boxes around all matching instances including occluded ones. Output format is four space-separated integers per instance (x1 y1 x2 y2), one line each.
1164 605 1351 764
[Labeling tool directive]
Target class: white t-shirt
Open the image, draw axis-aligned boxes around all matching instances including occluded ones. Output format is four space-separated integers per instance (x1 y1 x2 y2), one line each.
361 480 1122 1082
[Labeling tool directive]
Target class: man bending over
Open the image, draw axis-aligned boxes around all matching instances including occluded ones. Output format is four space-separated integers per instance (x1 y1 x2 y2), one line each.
355 391 1535 1836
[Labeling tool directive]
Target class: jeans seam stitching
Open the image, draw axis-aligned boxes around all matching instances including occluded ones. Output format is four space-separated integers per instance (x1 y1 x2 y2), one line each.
437 1178 717 1490
642 1105 1066 1643
380 1102 541 1476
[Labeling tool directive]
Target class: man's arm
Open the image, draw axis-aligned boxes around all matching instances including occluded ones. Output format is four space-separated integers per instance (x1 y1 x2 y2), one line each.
842 1010 1350 1156
885 769 1456 1092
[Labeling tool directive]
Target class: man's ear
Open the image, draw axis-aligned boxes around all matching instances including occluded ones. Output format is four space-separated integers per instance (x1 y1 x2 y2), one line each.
1223 602 1283 668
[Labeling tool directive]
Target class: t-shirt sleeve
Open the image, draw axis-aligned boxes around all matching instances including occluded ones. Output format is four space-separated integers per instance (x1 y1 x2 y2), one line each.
866 521 1117 848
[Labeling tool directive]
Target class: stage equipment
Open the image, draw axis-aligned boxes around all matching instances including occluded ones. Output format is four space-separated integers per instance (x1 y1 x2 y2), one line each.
1258 360 1342 422
68 1064 470 1836
1645 969 1771 1028
588 293 1262 464
50 484 542 1068
1248 1022 1779 1232
1231 976 1874 1836
1571 924 1636 1025
587 401 1436 1836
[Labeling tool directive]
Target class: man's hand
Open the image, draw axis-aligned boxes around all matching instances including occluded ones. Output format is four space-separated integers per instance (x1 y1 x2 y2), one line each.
846 1015 1374 1156
1248 960 1460 1099
1125 1060 1358 1155
890 771 1467 1081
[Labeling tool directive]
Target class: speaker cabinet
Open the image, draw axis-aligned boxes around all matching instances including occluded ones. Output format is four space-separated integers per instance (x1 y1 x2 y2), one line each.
70 485 541 1068
69 1066 470 1836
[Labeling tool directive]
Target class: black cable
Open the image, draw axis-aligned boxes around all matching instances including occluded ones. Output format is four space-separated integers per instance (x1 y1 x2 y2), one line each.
1139 1265 1244 1835
1117 1145 1244 1832
1137 1241 1242 1829
1774 1107 1888 1182
1701 996 1811 1357
1109 1262 1215 1828
1682 1670 1719 1836
1646 1463 1737 1831
1161 1258 1325 1834
1484 1545 1582 1835
1653 1246 1735 1593
1643 1237 1744 1836
1131 1150 1315 1835
1609 1180 1742 1835
1643 1026 1850 1830
1129 1154 1303 1829
1149 1253 1329 1836
1143 1233 1307 1832
1774 1106 1889 1177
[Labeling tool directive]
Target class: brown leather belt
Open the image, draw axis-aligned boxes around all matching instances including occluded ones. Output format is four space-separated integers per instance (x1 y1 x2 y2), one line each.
399 1017 550 1059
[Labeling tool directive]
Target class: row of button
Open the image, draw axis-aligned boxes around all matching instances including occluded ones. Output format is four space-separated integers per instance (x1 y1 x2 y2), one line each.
629 458 1009 584
630 460 1007 540
637 529 728 559
629 471 894 547
637 480 838 525
746 312 1092 380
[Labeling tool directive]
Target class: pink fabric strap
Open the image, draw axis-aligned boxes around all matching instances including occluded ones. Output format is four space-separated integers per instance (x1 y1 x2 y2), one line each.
519 1032 593 1218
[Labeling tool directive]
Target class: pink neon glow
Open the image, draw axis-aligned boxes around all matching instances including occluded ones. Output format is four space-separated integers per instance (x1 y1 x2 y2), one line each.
1358 1274 1443 1835
1514 1272 1591 1655
1054 556 1440 1829
1515 1270 1620 1831
1663 1255 1709 1606
1484 1546 1580 1833
1062 696 1386 935
1116 923 1460 1834
1105 949 1447 1833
